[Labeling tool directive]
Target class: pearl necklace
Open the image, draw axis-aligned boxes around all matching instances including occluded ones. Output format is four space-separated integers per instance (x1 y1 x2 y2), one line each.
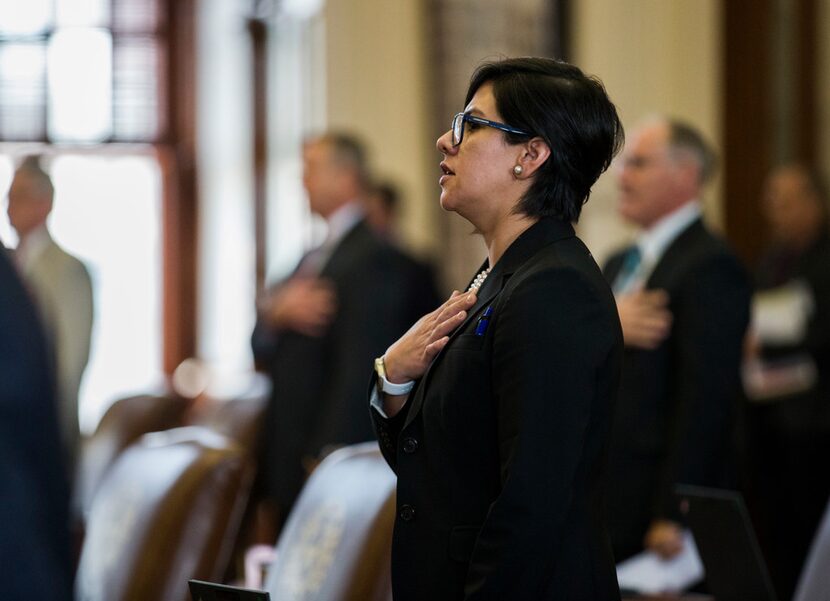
467 267 492 292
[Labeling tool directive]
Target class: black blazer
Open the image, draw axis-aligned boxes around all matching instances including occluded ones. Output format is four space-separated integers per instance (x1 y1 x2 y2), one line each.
603 218 751 560
0 246 73 600
372 218 624 601
253 219 427 510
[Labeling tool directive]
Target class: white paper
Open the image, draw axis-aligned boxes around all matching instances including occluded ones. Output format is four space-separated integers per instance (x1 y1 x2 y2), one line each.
752 280 814 345
742 354 818 402
616 530 704 594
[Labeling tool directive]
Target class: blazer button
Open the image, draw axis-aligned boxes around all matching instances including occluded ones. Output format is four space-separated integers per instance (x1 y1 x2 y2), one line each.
402 437 419 454
399 504 416 522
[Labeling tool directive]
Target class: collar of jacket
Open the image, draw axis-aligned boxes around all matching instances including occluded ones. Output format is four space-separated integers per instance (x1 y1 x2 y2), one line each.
474 216 576 288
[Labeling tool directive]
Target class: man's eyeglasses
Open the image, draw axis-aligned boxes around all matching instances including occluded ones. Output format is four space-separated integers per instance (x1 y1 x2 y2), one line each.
451 112 531 147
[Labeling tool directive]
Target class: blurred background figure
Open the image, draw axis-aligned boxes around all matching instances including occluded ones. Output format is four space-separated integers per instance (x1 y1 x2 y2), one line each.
364 179 441 320
603 116 751 563
6 156 94 473
0 244 73 601
743 164 830 598
364 180 401 241
251 133 426 530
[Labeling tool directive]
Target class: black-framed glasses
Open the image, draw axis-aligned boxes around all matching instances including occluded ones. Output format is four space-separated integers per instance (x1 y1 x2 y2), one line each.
451 112 531 147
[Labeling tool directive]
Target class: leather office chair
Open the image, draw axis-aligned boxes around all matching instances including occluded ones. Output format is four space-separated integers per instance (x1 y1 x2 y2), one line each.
793 494 830 601
264 442 396 601
75 426 253 601
186 375 271 575
74 393 188 520
188 374 270 453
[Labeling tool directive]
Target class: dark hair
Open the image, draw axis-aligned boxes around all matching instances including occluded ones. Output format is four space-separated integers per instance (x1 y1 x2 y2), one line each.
666 119 717 184
370 180 400 213
311 132 371 188
465 57 623 222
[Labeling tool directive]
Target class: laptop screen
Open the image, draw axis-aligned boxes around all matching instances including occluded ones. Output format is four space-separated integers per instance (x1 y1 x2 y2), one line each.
188 579 270 601
675 485 778 601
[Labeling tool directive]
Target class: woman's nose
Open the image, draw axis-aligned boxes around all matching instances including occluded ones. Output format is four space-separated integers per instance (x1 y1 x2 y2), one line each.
436 129 455 154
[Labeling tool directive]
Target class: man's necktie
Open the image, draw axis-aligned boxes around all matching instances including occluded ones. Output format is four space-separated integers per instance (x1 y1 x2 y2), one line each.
613 246 642 294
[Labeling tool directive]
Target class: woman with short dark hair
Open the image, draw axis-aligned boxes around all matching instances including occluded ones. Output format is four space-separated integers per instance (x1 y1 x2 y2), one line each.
370 57 625 600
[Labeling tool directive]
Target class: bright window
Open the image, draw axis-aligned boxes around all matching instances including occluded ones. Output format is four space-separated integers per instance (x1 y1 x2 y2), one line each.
0 0 165 143
0 0 169 432
0 154 163 433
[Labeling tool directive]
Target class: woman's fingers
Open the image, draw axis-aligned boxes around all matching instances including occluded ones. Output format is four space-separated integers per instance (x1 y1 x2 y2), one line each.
423 336 450 361
426 292 475 341
385 289 477 381
430 310 467 341
434 291 476 324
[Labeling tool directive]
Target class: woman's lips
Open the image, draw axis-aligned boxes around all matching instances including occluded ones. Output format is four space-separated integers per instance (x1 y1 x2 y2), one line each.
439 162 455 185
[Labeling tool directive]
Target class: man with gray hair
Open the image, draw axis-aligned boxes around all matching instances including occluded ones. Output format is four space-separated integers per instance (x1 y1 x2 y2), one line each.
252 133 424 522
7 156 93 472
602 117 751 562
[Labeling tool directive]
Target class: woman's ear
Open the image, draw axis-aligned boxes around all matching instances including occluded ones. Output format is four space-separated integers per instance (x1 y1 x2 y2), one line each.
516 137 551 178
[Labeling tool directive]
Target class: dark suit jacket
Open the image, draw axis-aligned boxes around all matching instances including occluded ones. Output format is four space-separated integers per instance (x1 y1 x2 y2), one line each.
603 218 751 561
0 246 73 600
253 219 430 510
372 218 624 600
387 246 442 325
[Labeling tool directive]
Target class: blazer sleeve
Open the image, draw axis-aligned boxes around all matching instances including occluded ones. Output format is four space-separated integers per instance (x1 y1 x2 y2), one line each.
369 377 412 473
251 277 291 371
654 253 751 519
463 268 619 598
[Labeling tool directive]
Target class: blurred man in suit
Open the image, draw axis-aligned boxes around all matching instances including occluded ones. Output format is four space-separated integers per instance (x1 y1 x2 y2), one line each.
603 117 751 561
0 244 73 600
252 133 427 520
7 156 94 471
364 179 441 321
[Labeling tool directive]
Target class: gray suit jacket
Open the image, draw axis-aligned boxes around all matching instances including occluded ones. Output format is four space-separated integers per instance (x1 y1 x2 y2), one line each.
20 232 93 464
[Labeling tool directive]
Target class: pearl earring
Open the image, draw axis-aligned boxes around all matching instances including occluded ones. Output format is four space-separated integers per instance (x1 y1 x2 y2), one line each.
513 165 523 176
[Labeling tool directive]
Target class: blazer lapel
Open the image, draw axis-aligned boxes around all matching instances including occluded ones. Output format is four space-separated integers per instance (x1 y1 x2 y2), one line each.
319 220 368 279
403 217 575 429
402 260 503 429
604 246 631 283
645 218 703 289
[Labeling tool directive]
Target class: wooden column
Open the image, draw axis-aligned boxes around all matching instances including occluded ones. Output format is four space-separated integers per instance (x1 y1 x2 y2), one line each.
248 7 269 296
794 0 818 164
722 0 773 266
722 0 818 267
161 0 198 373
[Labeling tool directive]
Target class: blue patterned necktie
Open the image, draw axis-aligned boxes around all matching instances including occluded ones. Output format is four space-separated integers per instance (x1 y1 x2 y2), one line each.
613 246 642 294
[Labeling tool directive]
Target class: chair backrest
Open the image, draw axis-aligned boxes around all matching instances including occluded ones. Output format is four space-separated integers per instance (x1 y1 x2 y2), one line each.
75 393 188 518
793 495 830 601
188 374 270 453
265 442 396 601
75 426 253 601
